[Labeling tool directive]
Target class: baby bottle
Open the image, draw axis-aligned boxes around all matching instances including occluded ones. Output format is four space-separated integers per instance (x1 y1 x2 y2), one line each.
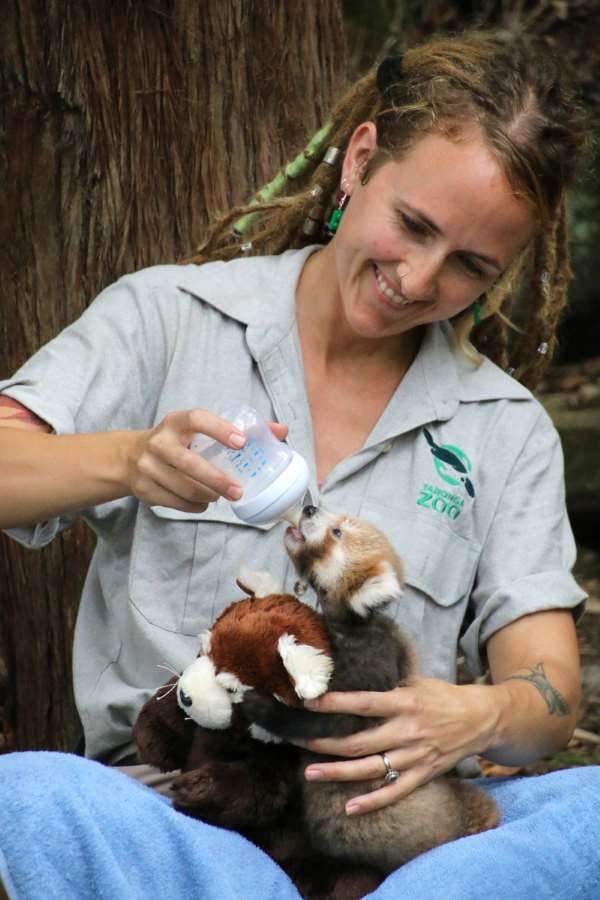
189 404 310 526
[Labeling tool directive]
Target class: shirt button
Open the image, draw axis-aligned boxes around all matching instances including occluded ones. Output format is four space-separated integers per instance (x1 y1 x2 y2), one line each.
382 440 394 453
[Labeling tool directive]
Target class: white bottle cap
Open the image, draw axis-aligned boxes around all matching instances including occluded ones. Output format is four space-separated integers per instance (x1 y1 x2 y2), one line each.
231 450 310 525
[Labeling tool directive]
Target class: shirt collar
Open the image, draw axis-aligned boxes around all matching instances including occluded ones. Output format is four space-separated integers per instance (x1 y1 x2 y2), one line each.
424 320 531 407
177 247 532 423
177 245 318 360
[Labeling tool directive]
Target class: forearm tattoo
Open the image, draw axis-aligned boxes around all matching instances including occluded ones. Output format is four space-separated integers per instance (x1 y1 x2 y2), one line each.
505 663 570 716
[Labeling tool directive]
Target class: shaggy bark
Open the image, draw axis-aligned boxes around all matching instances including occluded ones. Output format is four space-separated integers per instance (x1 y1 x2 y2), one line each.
0 0 346 752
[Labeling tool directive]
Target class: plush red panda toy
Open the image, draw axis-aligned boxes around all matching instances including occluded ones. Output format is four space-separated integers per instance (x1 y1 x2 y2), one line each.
133 568 383 900
175 569 334 732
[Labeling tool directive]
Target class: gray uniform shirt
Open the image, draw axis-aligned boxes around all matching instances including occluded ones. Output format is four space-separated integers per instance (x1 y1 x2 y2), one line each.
1 246 586 760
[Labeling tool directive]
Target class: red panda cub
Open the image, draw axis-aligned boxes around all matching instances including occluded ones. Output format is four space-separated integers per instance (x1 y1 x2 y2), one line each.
242 505 498 873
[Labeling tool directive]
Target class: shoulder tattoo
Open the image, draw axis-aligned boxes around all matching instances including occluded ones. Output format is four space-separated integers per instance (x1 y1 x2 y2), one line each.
0 396 51 431
505 663 570 717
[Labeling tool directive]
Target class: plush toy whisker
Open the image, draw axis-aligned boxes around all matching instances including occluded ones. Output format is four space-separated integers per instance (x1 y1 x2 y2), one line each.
155 682 178 701
156 662 181 678
133 581 380 898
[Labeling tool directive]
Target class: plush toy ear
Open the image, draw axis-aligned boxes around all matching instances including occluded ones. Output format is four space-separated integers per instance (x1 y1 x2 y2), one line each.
236 562 283 597
277 633 334 700
199 629 212 655
348 562 404 618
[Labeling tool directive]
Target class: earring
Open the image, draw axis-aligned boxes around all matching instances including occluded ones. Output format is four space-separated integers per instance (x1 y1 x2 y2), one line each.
325 186 350 237
473 300 482 326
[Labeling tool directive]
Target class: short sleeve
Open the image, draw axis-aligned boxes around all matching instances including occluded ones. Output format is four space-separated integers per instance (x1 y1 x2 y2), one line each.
0 268 181 548
459 409 587 677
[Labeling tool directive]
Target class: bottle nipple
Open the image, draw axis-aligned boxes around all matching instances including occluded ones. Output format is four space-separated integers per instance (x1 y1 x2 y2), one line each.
278 506 302 527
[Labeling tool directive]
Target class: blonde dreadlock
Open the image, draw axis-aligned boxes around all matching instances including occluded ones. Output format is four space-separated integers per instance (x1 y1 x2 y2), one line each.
185 30 589 391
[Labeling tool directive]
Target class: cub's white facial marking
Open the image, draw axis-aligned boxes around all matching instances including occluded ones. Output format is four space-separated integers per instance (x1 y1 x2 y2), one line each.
277 633 334 699
248 723 283 744
348 561 404 618
199 629 212 655
300 509 336 545
313 542 347 593
177 656 232 729
236 562 282 597
215 670 252 703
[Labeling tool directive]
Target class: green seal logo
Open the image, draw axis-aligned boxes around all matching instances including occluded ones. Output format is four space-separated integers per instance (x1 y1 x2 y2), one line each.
423 428 475 498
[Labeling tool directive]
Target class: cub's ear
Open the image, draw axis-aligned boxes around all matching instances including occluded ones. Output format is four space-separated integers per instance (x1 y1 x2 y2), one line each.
236 562 282 597
349 563 403 618
277 633 334 700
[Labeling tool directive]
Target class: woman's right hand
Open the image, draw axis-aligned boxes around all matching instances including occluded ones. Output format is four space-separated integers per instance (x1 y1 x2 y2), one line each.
126 408 287 513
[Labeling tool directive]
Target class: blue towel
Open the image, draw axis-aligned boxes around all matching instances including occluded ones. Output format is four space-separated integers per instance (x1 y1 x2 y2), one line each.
371 768 600 899
0 752 298 900
1 752 599 899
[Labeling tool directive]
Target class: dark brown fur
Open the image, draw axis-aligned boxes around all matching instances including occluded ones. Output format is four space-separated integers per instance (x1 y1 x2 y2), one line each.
242 506 499 872
134 675 383 899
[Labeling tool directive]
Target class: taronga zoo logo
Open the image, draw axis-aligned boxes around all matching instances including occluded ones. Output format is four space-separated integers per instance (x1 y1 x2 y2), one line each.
417 428 476 521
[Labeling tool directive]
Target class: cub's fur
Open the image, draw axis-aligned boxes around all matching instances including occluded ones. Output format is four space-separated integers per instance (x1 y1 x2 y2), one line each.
242 505 498 872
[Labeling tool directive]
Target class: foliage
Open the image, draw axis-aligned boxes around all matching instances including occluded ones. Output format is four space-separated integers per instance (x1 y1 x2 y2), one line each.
569 151 600 317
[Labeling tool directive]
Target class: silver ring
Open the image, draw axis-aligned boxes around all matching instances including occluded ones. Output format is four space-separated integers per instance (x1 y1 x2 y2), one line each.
380 752 399 784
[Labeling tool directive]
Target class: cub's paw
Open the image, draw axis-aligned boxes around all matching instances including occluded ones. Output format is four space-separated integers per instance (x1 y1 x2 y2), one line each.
172 762 234 806
172 762 257 823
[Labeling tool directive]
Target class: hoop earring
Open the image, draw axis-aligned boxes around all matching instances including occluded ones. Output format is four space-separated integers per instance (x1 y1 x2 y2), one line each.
473 300 482 326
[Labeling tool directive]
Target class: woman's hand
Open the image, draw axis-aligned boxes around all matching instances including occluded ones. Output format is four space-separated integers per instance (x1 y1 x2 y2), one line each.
299 677 500 816
126 408 288 512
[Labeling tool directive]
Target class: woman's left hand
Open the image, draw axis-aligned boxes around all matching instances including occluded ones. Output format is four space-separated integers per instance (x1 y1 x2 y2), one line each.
299 677 501 816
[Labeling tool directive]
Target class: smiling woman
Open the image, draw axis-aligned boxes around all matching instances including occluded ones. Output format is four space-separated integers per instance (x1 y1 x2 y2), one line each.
295 124 535 360
0 26 598 900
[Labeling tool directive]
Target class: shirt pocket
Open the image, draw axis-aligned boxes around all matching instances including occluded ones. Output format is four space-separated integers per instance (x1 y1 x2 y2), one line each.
359 502 480 678
128 498 277 635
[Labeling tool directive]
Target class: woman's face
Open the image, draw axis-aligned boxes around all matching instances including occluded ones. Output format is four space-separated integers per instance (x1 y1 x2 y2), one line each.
330 123 536 341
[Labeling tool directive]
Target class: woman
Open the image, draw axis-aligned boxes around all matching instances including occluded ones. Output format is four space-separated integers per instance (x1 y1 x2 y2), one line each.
0 30 598 899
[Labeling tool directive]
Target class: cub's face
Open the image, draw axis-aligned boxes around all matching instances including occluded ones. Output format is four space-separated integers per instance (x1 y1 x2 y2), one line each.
284 506 404 619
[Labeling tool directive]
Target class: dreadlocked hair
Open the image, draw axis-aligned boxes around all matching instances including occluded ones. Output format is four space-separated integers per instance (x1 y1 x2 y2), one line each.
185 30 589 391
184 73 380 264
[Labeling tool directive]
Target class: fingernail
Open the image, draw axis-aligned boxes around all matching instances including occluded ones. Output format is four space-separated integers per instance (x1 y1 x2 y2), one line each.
229 432 246 448
305 767 324 781
346 803 360 816
227 485 243 501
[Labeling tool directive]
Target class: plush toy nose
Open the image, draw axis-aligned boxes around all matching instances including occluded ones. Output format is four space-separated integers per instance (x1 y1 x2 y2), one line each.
178 688 193 707
303 505 317 517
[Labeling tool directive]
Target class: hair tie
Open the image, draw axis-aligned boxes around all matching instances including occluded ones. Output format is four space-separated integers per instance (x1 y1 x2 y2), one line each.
376 54 404 97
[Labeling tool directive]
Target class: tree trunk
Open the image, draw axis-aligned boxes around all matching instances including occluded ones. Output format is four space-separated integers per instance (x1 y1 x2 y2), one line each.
0 0 346 752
